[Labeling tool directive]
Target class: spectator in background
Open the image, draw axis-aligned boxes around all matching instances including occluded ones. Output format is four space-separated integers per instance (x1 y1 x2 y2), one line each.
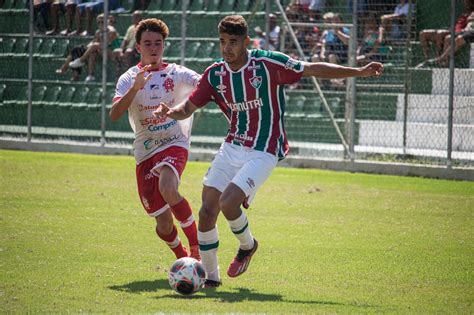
46 0 80 35
312 12 350 87
285 0 311 21
68 13 120 82
33 0 52 33
431 11 474 66
308 0 325 22
70 0 119 36
114 10 143 73
55 44 87 81
379 0 414 40
418 0 473 65
313 12 350 64
251 14 280 51
357 13 389 65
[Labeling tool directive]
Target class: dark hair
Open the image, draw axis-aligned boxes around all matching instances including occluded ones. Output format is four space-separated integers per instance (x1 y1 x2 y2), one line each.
135 18 169 43
218 15 248 36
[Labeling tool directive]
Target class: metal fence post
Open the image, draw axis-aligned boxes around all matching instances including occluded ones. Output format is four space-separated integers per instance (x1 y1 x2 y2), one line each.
402 0 413 156
181 0 188 66
100 0 109 147
345 0 357 162
27 0 34 142
447 0 456 169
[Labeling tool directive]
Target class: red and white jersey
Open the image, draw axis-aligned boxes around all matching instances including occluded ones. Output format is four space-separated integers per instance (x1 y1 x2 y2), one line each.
114 62 200 164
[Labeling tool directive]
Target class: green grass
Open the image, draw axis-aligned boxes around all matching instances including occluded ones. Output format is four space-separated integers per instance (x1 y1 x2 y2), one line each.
1 149 473 313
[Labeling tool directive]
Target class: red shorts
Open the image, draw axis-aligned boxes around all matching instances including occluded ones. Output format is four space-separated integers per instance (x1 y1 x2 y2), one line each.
136 146 189 217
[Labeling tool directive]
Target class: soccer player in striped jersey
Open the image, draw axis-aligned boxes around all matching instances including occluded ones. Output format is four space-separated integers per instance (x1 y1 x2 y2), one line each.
154 15 383 288
109 19 201 262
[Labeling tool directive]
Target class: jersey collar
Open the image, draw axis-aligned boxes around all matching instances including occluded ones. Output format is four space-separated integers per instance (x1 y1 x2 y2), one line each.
137 62 169 71
224 50 251 73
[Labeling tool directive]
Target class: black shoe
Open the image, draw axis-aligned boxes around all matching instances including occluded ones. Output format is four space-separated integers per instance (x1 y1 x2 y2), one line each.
203 279 222 289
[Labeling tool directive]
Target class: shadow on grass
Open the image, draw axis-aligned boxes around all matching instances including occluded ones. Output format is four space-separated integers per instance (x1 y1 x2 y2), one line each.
108 279 170 293
109 280 370 307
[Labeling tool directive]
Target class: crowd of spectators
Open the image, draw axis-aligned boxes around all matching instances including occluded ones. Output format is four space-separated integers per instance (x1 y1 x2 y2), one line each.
417 0 473 67
25 0 147 82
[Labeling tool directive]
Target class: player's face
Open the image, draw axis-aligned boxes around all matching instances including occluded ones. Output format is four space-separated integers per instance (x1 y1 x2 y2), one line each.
136 31 165 66
219 33 250 69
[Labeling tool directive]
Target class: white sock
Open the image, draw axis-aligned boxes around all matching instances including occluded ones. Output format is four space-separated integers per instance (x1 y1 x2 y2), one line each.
198 227 220 282
228 212 255 250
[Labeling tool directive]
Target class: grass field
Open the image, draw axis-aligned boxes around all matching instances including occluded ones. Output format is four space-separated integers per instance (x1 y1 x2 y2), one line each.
1 149 473 313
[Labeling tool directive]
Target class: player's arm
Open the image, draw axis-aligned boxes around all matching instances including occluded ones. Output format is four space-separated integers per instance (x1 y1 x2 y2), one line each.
302 61 383 79
109 65 153 121
153 99 199 120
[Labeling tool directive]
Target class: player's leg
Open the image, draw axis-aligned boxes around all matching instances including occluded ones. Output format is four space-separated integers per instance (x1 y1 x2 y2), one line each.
158 164 199 260
136 156 188 259
198 185 222 287
154 209 188 259
198 143 240 286
223 149 278 278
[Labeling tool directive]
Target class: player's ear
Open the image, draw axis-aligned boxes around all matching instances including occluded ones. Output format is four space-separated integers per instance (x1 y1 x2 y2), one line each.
244 35 251 47
135 42 141 53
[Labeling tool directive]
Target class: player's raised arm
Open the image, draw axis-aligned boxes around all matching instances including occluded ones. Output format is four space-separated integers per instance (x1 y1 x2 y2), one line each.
302 61 383 79
109 65 153 121
153 99 199 120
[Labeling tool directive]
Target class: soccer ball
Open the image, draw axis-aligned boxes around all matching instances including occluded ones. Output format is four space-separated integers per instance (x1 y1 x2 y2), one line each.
168 257 206 295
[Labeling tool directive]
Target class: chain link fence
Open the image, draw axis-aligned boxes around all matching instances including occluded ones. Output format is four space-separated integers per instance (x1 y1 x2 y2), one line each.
0 0 472 170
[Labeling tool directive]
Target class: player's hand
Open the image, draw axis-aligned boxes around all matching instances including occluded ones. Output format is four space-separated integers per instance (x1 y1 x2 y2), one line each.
360 62 383 78
132 64 153 91
153 102 171 118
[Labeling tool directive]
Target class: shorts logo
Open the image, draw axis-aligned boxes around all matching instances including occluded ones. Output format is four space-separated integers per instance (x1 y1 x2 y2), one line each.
249 76 262 89
141 196 150 210
284 58 299 70
246 177 255 189
163 78 175 92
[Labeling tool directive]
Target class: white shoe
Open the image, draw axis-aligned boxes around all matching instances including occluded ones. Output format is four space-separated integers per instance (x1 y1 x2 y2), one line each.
85 75 95 82
69 58 85 68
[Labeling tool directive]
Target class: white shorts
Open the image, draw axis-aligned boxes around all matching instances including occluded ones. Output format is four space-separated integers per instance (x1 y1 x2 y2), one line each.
203 142 278 207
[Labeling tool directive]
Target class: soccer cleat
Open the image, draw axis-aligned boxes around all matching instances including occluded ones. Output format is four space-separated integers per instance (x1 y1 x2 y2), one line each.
226 238 258 278
203 279 222 289
189 245 201 261
69 58 85 68
173 244 189 259
85 75 95 82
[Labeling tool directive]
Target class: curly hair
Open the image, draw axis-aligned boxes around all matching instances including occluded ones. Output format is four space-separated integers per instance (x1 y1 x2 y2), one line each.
135 18 169 43
218 15 248 36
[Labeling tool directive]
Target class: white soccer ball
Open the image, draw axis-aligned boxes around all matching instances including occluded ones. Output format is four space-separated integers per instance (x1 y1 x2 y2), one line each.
168 257 206 295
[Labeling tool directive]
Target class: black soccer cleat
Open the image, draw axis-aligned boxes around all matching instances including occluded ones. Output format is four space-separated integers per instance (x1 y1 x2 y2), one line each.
203 279 222 289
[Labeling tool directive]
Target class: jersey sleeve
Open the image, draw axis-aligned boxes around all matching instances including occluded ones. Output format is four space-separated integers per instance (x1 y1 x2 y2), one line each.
267 51 304 85
114 71 133 102
176 65 201 88
188 68 215 108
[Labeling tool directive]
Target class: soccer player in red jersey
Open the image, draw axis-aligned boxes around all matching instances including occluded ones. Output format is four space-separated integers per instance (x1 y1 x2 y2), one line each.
154 15 383 287
109 19 201 262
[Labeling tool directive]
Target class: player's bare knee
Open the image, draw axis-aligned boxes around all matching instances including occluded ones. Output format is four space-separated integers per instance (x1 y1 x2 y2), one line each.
159 183 179 205
198 206 219 226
